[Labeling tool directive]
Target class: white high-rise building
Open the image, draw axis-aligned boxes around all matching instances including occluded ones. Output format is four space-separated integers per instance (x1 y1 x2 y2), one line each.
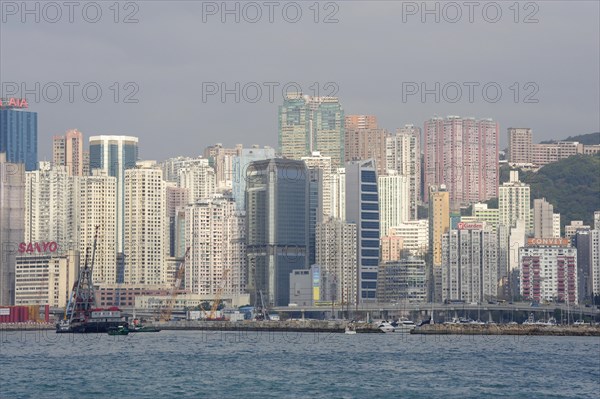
77 171 117 284
499 171 531 232
386 125 421 219
533 198 560 238
124 162 166 285
178 158 216 203
388 220 429 256
442 225 498 303
24 163 77 250
184 196 246 296
331 167 346 221
591 229 600 299
302 152 332 220
315 218 357 305
378 171 410 238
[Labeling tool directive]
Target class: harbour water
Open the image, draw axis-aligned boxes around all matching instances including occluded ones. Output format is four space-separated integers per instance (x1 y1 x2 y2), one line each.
1 330 598 398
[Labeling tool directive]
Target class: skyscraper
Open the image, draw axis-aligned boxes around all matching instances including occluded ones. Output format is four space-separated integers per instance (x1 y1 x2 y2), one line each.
378 171 410 238
53 129 87 176
232 146 275 211
124 161 166 285
346 159 379 302
344 115 387 176
499 170 531 231
533 198 560 238
428 185 450 302
279 94 344 168
89 135 139 253
424 116 498 208
0 98 37 171
203 143 243 191
245 159 309 307
508 128 533 164
386 125 421 219
0 153 25 305
177 158 216 203
301 152 333 221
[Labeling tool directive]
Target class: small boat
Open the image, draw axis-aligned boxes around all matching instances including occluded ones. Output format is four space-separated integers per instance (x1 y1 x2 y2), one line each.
345 325 357 335
391 318 416 332
107 326 129 336
377 321 395 333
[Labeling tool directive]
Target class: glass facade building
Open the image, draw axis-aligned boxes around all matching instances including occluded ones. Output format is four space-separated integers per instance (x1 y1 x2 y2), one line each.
346 159 379 301
245 159 309 307
0 107 38 171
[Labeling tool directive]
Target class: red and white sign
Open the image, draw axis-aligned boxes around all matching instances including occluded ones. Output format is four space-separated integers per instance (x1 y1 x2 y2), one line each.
457 221 485 230
18 242 58 254
0 98 29 109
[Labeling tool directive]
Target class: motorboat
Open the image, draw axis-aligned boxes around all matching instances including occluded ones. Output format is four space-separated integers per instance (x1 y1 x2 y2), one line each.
345 324 357 335
377 321 395 333
391 318 416 332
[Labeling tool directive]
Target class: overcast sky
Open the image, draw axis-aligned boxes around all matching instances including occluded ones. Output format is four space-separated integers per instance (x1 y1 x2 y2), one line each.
2 1 599 161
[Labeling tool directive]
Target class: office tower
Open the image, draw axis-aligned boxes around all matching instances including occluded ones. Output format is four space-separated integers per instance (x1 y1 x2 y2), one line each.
184 195 246 296
166 184 189 257
345 116 387 176
428 185 450 302
388 220 429 257
533 198 559 238
442 224 498 303
499 170 531 231
508 128 533 164
232 146 275 211
245 159 309 307
386 125 421 219
377 257 427 303
89 135 139 253
331 167 346 220
378 171 410 238
124 162 166 285
520 239 578 304
77 170 117 284
591 229 600 300
278 93 345 168
53 129 85 176
315 218 358 306
203 143 243 191
178 158 216 203
0 153 25 305
345 115 377 130
24 163 77 249
0 99 37 171
301 151 332 220
424 116 498 208
345 159 379 302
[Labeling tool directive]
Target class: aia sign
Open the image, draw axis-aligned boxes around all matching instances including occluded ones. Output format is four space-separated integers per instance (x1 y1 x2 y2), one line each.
18 242 58 254
0 98 29 108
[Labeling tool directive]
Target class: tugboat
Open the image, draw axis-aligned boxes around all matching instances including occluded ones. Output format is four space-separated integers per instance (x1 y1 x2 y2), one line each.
56 226 128 333
107 325 129 336
129 319 161 333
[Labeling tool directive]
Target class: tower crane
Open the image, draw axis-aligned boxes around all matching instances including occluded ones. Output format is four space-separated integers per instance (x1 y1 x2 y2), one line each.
160 247 191 322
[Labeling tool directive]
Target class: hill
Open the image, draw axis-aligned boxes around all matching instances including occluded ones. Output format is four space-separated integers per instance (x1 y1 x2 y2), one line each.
500 154 600 229
539 132 600 145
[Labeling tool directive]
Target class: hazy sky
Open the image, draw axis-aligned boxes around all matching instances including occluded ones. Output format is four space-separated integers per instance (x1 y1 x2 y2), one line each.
2 1 599 161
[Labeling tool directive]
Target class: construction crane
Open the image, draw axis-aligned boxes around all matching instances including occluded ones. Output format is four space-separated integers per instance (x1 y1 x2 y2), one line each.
206 269 229 320
160 247 191 322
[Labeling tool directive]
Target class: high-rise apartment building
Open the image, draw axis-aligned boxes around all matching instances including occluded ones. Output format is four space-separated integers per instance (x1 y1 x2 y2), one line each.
166 184 189 257
499 171 531 230
508 128 533 164
178 158 216 203
0 153 25 305
203 143 243 191
424 116 498 208
184 195 246 297
378 171 410 238
520 240 578 304
279 94 344 168
232 146 276 211
245 159 309 307
89 135 139 253
0 99 37 171
315 218 358 306
124 162 166 285
428 185 450 302
386 125 421 219
565 220 591 240
53 129 87 176
302 152 333 221
345 115 377 130
388 220 429 257
331 167 346 221
533 198 560 238
346 159 379 301
591 229 600 300
442 225 498 303
345 116 387 176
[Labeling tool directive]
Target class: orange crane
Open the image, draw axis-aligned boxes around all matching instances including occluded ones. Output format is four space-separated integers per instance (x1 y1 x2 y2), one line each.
206 269 229 320
160 247 191 322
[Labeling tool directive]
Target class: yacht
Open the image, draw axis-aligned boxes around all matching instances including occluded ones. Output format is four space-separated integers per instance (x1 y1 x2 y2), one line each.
377 321 395 333
391 318 416 332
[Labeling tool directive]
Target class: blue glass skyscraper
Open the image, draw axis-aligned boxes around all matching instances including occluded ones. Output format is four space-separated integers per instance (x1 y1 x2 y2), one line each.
0 101 37 171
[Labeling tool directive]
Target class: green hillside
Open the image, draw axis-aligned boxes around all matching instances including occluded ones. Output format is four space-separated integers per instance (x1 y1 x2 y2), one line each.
540 132 599 145
500 154 600 229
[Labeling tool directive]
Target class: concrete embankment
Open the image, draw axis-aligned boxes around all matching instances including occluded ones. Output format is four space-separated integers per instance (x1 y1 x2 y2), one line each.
0 323 54 331
156 320 381 333
411 324 600 336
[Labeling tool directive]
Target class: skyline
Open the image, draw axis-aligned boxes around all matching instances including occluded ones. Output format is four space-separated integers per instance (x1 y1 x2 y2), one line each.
1 1 599 161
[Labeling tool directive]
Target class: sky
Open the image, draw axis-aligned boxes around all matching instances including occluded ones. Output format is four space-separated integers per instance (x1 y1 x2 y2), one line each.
1 1 599 161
